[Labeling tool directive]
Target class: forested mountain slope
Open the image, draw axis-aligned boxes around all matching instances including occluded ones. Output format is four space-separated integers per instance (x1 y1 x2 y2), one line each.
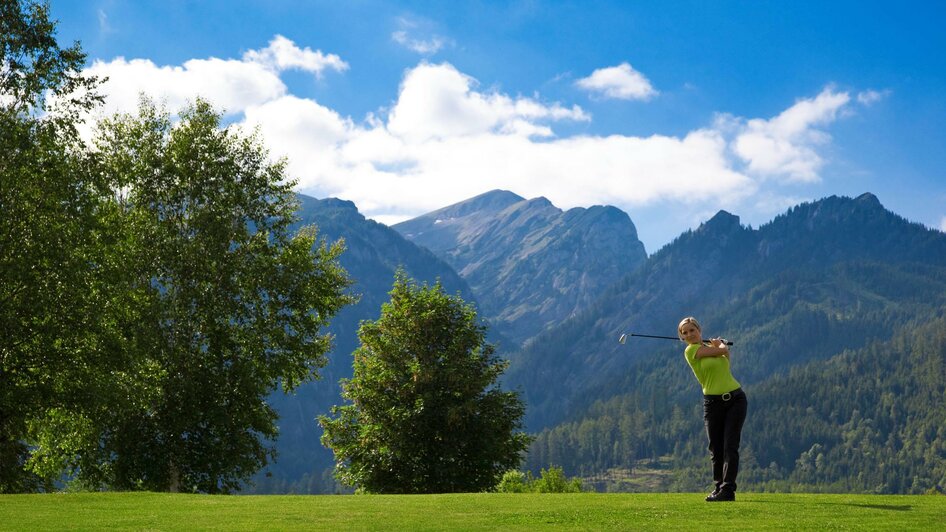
527 316 946 494
507 193 946 431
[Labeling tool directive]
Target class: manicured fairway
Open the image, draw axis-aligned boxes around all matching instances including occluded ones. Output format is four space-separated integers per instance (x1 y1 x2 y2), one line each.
1 492 943 530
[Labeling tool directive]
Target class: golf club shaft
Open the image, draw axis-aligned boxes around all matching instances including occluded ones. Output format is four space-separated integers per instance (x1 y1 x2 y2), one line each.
630 333 734 346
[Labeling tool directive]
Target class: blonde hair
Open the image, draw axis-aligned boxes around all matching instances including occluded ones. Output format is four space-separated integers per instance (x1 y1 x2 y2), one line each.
677 316 701 341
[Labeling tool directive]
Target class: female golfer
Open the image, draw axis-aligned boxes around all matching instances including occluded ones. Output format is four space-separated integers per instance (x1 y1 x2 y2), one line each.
678 316 747 502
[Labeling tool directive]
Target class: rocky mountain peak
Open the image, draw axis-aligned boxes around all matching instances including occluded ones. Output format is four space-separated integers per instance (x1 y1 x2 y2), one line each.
394 191 647 343
698 210 742 234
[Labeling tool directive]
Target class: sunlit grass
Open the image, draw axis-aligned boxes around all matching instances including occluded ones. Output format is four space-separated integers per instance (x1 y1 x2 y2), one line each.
1 492 944 530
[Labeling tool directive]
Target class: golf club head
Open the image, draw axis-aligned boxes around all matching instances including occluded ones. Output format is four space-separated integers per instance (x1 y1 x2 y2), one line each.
618 333 627 345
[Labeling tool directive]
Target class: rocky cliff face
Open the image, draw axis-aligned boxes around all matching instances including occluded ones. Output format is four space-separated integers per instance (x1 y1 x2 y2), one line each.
394 190 648 344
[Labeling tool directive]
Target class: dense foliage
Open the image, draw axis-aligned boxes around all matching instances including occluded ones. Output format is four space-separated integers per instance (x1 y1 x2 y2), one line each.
1 1 353 493
320 272 530 493
525 315 946 494
45 99 351 493
495 466 583 493
1 0 115 493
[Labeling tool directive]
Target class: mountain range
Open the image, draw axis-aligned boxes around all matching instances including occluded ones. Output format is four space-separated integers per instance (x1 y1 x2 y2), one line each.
255 190 946 494
506 192 946 430
512 193 946 493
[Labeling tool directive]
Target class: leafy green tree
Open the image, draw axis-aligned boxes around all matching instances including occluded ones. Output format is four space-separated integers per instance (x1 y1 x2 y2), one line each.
320 272 530 493
0 0 115 493
36 97 355 493
1 0 100 113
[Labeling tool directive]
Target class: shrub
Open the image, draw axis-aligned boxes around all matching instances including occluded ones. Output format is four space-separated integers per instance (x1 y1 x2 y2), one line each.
495 466 583 493
534 466 583 493
496 470 532 493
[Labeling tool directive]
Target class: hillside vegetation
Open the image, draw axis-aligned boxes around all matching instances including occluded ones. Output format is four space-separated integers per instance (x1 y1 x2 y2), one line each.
512 194 946 494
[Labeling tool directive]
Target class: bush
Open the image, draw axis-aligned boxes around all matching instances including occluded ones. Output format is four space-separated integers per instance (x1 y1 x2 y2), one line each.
495 466 583 493
496 470 532 493
534 466 583 493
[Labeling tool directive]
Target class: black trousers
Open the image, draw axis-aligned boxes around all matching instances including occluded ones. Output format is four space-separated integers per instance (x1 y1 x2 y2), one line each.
703 388 747 492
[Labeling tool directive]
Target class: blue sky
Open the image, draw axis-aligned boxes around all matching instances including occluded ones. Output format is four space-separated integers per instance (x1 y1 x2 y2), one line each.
52 0 946 252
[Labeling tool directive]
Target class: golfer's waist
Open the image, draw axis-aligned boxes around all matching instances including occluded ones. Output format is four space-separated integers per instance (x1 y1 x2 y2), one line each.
703 388 743 400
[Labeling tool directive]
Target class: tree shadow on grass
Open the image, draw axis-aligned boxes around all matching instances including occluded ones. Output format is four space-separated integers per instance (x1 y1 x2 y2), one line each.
846 504 912 512
739 500 912 512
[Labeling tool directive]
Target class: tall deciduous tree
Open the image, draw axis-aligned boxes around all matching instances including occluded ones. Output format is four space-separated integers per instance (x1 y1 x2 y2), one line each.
0 0 112 493
48 98 354 493
1 0 100 113
320 272 530 493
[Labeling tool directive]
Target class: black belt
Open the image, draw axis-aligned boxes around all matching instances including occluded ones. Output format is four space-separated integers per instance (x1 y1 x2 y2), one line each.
704 388 743 401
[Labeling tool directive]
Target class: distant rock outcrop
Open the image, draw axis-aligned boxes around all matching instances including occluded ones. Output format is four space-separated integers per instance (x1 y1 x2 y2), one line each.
394 190 648 344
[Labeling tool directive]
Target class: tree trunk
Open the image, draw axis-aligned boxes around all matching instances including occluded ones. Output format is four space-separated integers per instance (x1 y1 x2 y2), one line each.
168 461 180 493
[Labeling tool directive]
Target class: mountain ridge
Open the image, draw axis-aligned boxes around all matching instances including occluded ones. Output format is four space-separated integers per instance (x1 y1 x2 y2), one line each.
393 190 647 343
505 192 946 430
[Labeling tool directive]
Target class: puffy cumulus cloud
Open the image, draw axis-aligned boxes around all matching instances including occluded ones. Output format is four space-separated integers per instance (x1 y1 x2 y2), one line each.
242 95 353 195
79 42 861 247
81 36 343 118
386 63 588 142
576 63 657 101
940 216 946 233
240 66 752 219
84 56 284 117
732 88 851 182
230 62 853 236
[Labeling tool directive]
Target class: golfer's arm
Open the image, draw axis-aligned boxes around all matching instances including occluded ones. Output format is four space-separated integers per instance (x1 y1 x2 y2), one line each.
694 346 729 358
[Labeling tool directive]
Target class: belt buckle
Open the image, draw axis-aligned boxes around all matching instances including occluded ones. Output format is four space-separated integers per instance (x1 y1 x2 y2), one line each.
721 392 732 401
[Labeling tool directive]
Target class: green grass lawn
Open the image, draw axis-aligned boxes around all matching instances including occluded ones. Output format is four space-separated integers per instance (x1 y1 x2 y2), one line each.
1 492 943 530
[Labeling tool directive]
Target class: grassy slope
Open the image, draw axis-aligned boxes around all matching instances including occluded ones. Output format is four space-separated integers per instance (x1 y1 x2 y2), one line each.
1 493 943 530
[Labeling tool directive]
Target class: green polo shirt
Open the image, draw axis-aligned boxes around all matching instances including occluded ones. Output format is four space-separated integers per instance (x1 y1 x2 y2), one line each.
684 343 741 395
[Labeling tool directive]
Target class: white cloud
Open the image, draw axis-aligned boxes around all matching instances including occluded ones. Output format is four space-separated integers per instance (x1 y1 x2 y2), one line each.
243 35 348 76
391 15 451 55
732 88 851 182
79 41 864 249
97 10 113 35
82 36 343 118
940 216 946 232
857 89 890 106
576 63 657 101
392 30 447 55
85 56 285 117
242 62 752 218
386 62 588 142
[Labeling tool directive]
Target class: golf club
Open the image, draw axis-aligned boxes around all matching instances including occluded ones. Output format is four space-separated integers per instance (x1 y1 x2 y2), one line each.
618 332 733 346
